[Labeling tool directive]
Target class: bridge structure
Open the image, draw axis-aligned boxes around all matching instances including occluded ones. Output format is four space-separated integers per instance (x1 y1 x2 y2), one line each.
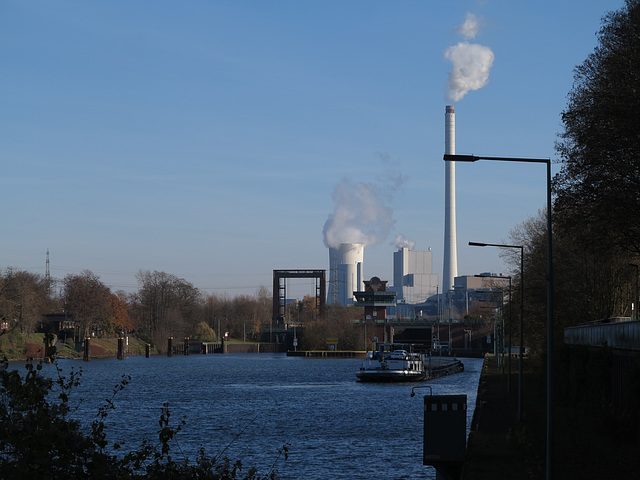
272 269 326 325
352 317 493 355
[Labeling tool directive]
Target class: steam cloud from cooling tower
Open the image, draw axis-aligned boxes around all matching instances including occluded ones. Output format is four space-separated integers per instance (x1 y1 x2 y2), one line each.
323 166 412 305
322 179 395 249
445 12 495 102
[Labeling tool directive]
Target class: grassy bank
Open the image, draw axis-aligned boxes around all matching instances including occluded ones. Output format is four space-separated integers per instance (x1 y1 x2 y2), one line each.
0 331 153 361
58 335 152 359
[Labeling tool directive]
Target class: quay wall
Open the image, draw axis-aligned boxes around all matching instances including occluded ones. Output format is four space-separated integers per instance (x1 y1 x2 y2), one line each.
560 343 640 439
563 318 640 437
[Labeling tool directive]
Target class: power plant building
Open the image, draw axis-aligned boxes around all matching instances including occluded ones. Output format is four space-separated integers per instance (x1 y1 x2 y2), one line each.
327 243 364 306
393 247 439 304
354 276 397 321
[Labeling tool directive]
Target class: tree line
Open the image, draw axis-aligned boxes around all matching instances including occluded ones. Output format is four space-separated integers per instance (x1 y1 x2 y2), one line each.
0 267 362 354
0 268 269 351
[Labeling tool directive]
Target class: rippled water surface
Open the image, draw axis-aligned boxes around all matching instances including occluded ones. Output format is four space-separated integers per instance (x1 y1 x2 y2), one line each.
42 354 482 480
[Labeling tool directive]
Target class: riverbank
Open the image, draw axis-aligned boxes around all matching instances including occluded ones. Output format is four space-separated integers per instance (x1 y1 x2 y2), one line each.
0 331 152 361
463 354 638 479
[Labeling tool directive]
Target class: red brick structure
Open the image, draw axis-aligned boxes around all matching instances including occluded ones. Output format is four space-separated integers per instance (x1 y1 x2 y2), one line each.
354 276 397 320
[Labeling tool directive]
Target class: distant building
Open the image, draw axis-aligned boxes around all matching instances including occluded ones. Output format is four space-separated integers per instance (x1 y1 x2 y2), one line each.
391 247 439 318
44 312 75 333
354 276 397 321
452 274 512 319
408 273 511 321
393 247 439 304
454 273 510 292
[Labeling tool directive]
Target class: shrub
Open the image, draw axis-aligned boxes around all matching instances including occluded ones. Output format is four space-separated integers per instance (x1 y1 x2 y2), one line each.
0 359 287 480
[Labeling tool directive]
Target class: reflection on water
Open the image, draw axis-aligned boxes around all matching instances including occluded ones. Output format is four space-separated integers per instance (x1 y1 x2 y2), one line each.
39 354 482 480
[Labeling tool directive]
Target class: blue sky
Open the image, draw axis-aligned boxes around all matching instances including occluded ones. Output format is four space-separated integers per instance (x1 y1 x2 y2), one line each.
1 0 623 298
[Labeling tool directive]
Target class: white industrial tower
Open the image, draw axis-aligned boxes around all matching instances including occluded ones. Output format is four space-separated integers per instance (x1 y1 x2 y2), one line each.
327 243 364 306
442 105 458 292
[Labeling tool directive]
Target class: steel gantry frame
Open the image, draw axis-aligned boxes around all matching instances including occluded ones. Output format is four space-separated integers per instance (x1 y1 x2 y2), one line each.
272 270 326 324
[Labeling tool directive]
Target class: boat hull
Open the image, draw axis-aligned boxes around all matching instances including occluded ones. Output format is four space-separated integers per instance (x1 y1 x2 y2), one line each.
355 343 464 383
356 370 427 382
356 358 464 383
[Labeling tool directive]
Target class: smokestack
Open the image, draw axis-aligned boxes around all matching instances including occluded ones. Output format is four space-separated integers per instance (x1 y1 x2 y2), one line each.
328 243 364 306
443 105 458 292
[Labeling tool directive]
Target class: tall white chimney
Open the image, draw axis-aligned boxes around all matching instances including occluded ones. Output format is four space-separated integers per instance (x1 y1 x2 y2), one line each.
443 105 458 292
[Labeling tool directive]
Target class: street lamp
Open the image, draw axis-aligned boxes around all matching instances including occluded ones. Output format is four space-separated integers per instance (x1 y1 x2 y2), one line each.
470 241 524 422
446 153 554 479
629 263 638 320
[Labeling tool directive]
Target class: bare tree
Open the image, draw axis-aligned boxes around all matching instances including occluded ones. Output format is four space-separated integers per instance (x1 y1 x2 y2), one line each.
133 270 202 349
63 270 112 341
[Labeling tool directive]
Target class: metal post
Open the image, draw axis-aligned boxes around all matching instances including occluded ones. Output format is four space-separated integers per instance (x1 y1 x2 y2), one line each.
518 246 524 422
545 159 554 480
508 276 512 393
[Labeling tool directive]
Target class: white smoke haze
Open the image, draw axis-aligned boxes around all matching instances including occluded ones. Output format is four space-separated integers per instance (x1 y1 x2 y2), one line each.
455 12 480 39
323 180 395 249
445 13 495 102
374 151 408 188
394 234 416 250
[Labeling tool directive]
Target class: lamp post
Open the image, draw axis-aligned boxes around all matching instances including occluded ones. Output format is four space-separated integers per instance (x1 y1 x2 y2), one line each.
446 153 553 479
470 242 524 422
629 263 639 320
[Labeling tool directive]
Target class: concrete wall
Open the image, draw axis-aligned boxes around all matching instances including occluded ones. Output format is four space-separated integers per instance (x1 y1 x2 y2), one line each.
564 318 640 351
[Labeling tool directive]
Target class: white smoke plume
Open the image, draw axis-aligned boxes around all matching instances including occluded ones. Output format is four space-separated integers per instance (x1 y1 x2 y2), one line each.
445 13 494 102
323 180 395 249
393 234 415 250
455 12 481 39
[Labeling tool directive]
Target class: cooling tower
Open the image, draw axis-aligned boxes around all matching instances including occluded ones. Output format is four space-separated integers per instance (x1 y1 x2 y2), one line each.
443 105 458 292
328 243 364 306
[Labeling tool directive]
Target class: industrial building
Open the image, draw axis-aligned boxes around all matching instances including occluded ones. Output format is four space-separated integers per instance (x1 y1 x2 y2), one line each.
327 243 364 306
324 106 507 321
393 247 439 304
353 276 396 321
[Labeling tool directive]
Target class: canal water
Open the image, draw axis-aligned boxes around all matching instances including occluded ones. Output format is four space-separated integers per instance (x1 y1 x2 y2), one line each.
42 354 483 480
